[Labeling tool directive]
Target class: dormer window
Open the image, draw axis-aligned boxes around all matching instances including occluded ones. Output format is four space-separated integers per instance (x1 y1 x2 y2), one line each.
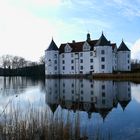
65 44 72 52
83 42 91 51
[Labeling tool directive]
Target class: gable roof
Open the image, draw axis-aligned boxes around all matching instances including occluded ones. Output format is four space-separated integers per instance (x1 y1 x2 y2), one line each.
59 40 98 54
117 40 130 51
46 39 59 51
95 33 111 46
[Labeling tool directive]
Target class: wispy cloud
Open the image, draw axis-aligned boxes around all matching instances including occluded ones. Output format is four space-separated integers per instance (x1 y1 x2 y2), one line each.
108 0 140 18
131 38 140 60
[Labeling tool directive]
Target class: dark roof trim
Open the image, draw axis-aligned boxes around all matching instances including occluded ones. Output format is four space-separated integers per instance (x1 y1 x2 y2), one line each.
117 40 130 51
95 32 111 46
46 39 59 51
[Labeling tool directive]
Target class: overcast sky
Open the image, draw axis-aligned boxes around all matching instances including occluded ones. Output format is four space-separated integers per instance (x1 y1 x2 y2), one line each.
0 0 140 61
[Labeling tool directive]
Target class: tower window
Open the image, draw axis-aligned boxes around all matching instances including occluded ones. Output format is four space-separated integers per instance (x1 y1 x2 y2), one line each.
62 60 65 64
90 65 93 69
62 54 65 58
101 50 105 54
80 66 83 70
102 85 105 89
90 59 93 62
62 66 65 70
101 57 105 62
71 66 74 70
102 92 105 97
80 53 83 57
80 59 83 63
101 65 105 69
54 60 57 64
71 60 74 63
54 66 57 70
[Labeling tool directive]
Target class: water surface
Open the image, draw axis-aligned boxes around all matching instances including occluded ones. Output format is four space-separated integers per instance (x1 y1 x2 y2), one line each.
0 77 140 140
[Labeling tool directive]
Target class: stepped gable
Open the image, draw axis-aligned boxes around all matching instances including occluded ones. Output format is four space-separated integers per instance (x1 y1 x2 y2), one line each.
117 40 130 51
95 32 111 46
46 39 59 51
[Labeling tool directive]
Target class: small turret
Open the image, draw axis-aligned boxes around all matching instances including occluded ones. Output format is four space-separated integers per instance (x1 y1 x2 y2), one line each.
95 32 111 46
86 33 91 42
45 39 59 76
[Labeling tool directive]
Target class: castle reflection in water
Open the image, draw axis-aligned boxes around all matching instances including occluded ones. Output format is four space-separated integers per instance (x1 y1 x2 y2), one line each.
45 79 131 120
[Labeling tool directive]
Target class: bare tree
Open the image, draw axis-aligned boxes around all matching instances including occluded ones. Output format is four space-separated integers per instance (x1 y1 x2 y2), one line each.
39 55 45 64
0 55 12 69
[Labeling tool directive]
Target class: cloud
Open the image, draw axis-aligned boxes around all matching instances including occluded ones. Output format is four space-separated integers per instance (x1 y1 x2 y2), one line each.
0 1 59 61
110 0 140 18
131 38 140 60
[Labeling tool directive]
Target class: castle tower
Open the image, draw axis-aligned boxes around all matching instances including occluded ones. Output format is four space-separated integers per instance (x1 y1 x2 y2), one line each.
117 40 131 71
45 39 59 76
93 32 113 73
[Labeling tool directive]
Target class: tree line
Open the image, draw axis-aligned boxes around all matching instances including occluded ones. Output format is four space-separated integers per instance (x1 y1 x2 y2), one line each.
0 55 45 77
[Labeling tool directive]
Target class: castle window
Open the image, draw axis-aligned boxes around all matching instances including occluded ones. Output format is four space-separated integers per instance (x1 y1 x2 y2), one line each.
101 50 105 54
80 53 83 57
128 54 130 58
81 83 83 87
80 66 83 70
128 60 129 63
54 54 57 58
102 99 105 105
62 66 65 70
90 65 93 69
71 53 73 57
72 90 74 94
90 52 93 56
54 60 57 64
101 65 105 69
91 97 94 101
62 54 65 58
101 57 105 62
102 85 105 90
71 60 74 63
71 66 74 70
54 66 57 70
81 97 83 101
63 83 65 87
91 84 93 88
91 91 94 95
90 59 93 63
80 59 83 63
62 60 65 64
128 66 129 69
81 90 83 94
102 92 105 97
72 83 74 87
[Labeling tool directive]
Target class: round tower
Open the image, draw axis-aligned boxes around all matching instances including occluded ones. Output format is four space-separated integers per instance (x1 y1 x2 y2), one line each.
117 40 131 71
45 39 59 76
93 32 113 73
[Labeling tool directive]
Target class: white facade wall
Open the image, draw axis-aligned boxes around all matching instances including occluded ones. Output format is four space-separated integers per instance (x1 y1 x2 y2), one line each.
117 82 131 102
117 51 131 71
94 46 113 73
60 51 95 75
94 81 115 109
45 50 59 75
45 79 60 106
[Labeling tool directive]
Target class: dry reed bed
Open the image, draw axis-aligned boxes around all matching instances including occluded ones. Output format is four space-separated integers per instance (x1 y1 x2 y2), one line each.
0 101 112 140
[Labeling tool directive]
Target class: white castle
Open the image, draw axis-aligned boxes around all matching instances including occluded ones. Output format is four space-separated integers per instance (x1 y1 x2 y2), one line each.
45 33 131 76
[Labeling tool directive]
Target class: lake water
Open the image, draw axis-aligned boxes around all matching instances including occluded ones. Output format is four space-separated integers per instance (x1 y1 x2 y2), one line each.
0 77 140 140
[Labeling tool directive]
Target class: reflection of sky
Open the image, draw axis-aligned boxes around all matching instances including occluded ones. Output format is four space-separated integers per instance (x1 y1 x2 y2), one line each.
0 78 140 140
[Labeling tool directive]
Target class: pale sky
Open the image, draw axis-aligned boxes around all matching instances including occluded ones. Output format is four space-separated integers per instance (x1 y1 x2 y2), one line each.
0 0 140 61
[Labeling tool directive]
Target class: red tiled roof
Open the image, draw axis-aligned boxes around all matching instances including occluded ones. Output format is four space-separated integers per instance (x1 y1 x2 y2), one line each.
59 40 116 54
